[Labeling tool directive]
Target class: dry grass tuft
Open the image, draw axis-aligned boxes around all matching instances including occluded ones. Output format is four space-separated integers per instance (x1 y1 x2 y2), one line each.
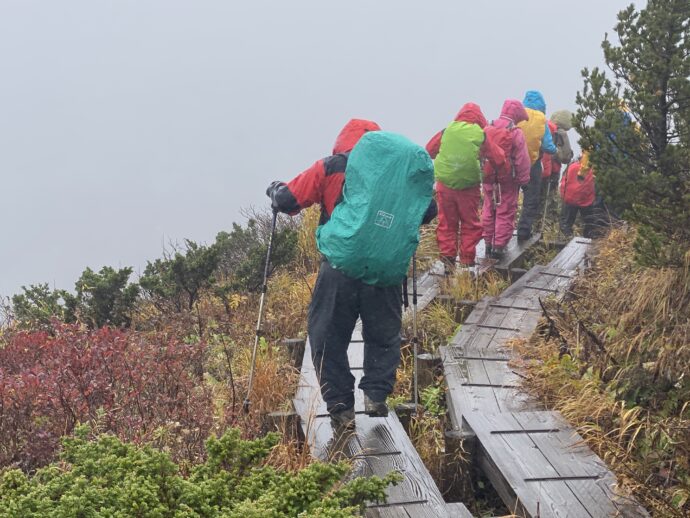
442 269 508 302
296 205 322 272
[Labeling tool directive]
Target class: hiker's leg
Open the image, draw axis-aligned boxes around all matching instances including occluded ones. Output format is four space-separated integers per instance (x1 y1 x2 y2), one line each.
435 182 460 261
560 203 578 237
581 204 595 238
494 183 519 248
517 162 543 239
307 260 359 414
358 283 403 404
457 184 482 265
481 184 496 249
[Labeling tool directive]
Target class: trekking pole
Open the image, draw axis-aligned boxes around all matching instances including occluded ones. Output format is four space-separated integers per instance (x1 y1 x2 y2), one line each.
243 209 278 414
411 253 419 415
540 179 552 238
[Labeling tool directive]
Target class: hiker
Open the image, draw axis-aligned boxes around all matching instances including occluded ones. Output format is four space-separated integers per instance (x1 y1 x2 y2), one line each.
540 111 576 220
425 103 504 270
481 100 531 259
266 119 436 433
539 120 561 220
516 90 557 241
559 153 596 238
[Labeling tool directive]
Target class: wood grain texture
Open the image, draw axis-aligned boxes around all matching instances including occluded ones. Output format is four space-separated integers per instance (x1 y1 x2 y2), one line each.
441 238 646 516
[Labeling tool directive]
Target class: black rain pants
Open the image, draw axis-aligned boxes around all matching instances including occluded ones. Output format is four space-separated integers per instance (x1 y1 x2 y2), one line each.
307 260 402 414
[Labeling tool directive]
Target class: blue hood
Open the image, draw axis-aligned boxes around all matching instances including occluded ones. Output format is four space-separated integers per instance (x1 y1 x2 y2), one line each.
523 90 546 113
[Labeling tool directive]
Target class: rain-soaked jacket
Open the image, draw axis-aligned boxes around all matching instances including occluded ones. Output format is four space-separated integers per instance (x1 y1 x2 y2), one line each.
480 100 531 249
267 119 437 224
518 90 556 164
560 161 595 207
485 100 531 187
426 103 504 190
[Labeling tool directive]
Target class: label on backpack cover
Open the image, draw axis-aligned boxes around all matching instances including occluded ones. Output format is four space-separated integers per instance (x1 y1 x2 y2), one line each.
316 131 434 287
374 210 394 229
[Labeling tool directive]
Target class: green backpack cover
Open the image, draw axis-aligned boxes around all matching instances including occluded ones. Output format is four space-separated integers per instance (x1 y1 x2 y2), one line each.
434 121 485 190
316 131 434 287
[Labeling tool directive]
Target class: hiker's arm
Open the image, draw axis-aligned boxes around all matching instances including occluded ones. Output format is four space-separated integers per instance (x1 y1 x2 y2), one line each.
512 130 531 185
421 199 437 225
425 130 444 159
266 159 326 215
540 124 557 154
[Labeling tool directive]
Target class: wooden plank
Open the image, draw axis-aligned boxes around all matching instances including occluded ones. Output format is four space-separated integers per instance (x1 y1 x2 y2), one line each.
549 237 591 271
494 232 542 272
466 412 592 518
444 502 473 518
351 414 447 509
511 412 649 517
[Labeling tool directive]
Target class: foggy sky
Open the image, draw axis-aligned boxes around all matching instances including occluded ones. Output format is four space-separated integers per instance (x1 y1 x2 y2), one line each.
0 0 641 297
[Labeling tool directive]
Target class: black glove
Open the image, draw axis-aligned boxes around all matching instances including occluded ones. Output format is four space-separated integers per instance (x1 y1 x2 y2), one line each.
266 180 282 197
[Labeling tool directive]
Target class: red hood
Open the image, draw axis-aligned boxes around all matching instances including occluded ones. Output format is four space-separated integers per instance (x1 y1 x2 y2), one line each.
332 119 381 154
454 102 487 128
500 99 529 124
547 120 557 135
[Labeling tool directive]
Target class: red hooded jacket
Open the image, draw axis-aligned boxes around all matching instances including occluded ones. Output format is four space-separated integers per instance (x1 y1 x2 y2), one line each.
560 162 595 207
425 103 504 172
267 119 437 224
266 119 379 224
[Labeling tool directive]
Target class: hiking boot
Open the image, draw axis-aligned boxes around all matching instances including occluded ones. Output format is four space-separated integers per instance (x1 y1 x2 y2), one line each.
517 231 532 242
490 246 505 260
363 394 389 417
440 256 456 276
326 414 356 462
329 407 356 433
485 244 493 258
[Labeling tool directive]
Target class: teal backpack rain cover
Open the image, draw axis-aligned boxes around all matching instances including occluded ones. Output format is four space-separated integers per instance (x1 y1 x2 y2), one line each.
316 131 434 287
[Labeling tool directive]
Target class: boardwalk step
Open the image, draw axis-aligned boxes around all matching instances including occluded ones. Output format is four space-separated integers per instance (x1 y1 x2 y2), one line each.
464 411 649 518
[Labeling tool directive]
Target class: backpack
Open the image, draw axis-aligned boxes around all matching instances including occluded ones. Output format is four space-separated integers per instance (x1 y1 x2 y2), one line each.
433 121 485 190
482 122 513 184
316 131 434 287
554 128 574 164
518 108 547 164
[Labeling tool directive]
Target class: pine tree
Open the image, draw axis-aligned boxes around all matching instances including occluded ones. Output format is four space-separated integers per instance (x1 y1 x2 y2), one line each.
575 0 690 266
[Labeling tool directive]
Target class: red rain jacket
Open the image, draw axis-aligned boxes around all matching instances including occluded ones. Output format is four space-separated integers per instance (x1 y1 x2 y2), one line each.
266 119 380 224
267 119 438 224
560 162 595 207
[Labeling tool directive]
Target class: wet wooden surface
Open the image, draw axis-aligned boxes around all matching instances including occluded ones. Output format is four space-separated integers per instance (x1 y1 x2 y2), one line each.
441 238 648 517
465 411 649 518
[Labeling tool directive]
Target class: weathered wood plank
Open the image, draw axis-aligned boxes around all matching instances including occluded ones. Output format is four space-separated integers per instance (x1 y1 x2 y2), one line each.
549 237 591 271
466 411 592 518
444 502 474 518
494 232 543 272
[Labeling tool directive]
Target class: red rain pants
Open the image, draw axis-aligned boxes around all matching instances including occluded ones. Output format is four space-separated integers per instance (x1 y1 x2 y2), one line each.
435 181 482 265
481 182 520 249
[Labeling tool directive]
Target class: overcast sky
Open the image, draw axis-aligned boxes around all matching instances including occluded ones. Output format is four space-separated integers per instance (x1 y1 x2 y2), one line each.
0 0 642 297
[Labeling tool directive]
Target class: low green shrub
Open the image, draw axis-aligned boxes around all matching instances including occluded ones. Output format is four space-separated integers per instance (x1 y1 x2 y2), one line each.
0 425 400 517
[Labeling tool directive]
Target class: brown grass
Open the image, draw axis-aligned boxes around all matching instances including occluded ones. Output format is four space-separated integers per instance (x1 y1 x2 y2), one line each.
441 269 508 302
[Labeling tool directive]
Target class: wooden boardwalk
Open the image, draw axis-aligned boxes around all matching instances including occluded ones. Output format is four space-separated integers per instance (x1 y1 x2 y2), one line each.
293 270 471 518
440 237 649 517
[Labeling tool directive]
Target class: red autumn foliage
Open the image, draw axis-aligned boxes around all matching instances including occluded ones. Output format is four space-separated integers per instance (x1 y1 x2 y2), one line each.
0 324 215 471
